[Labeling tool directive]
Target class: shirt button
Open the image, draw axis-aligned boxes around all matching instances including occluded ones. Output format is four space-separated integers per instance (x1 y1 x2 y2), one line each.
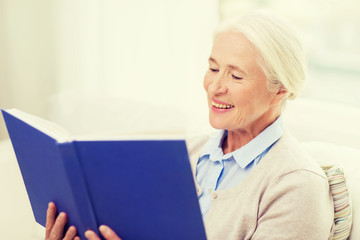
211 192 218 199
208 188 212 193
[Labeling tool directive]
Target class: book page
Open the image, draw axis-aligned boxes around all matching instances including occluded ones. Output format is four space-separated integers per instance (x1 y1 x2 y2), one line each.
4 109 72 142
4 109 186 142
74 131 185 141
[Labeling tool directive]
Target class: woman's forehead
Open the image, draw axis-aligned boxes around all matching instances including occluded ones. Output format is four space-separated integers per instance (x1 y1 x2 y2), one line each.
213 31 256 55
210 31 260 72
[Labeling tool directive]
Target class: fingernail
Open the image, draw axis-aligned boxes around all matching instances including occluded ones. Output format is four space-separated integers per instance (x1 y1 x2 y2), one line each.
69 226 76 233
85 230 94 238
99 225 110 237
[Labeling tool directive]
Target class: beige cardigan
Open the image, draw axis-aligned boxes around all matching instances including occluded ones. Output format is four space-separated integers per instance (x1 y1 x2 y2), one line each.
186 131 335 240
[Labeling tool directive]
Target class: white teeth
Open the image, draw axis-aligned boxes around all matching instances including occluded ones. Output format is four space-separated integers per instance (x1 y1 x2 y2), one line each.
212 101 234 109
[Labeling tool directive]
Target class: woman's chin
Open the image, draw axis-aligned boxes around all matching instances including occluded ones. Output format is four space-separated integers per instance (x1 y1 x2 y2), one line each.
209 118 227 130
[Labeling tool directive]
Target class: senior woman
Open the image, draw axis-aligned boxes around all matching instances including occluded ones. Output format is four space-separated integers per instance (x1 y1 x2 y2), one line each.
45 11 334 240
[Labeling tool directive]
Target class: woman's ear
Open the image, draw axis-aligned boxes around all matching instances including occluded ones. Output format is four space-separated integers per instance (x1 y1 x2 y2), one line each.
271 86 289 105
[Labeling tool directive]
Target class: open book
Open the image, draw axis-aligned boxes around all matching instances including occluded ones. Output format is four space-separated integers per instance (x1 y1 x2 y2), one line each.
2 109 206 240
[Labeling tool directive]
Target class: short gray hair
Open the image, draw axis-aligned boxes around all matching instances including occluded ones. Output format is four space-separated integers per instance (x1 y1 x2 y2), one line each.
215 10 306 100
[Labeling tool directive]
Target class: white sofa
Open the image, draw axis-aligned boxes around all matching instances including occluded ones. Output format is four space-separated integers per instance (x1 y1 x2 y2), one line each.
1 92 359 239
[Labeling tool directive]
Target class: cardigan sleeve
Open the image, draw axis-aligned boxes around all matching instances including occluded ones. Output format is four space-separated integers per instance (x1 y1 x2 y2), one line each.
252 169 334 240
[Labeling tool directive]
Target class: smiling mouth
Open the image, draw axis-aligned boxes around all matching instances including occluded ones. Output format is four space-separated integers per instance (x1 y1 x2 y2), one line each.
212 101 235 109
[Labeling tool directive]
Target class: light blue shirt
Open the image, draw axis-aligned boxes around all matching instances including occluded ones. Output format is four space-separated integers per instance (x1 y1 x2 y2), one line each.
196 117 284 217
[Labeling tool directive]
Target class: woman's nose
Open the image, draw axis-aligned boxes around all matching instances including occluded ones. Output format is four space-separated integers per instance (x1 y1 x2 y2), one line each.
209 76 228 95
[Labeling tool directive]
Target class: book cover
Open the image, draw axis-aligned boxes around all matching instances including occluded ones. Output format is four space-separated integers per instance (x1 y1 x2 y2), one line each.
2 109 206 240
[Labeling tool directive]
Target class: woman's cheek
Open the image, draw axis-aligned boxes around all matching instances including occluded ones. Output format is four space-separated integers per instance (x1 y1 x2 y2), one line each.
203 77 209 91
203 71 214 90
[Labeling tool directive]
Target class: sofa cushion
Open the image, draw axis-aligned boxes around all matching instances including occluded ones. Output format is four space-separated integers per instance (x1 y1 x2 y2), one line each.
303 141 360 240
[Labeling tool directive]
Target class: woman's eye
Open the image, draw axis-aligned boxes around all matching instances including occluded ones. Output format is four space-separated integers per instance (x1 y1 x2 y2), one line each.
209 68 219 72
232 74 242 80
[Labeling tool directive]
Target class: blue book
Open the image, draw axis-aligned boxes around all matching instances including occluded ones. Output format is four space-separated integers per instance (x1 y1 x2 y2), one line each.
2 109 206 240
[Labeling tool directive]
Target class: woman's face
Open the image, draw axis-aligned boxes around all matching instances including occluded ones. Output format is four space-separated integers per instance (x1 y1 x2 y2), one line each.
203 31 281 133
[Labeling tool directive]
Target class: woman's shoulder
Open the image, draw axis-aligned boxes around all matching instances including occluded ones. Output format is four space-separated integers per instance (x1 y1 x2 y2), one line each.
265 131 327 180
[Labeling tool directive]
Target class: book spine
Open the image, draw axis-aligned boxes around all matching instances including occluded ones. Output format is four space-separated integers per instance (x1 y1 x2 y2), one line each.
57 142 100 239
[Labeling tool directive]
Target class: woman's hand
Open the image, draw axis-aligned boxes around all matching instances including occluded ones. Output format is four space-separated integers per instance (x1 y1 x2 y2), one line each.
45 202 80 240
85 225 122 240
45 202 121 240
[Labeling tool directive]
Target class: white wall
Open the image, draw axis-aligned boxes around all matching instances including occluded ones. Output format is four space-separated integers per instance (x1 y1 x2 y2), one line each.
0 0 56 139
52 0 218 111
0 0 219 139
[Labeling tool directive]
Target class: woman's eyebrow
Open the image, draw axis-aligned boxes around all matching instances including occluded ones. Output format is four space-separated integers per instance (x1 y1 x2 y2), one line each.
208 57 217 64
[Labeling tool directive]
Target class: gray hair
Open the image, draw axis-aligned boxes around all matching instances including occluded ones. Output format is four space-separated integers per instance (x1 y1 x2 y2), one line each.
215 10 306 100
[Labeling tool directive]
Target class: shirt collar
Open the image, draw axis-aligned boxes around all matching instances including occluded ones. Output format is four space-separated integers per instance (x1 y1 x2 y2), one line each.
199 116 284 168
199 130 226 161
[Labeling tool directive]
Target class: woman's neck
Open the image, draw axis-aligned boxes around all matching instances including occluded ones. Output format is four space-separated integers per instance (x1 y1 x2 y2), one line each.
222 114 280 154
